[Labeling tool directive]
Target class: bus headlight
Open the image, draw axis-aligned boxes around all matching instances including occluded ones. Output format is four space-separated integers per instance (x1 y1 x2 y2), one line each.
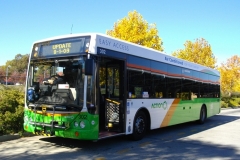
80 121 85 128
24 116 29 122
74 121 79 127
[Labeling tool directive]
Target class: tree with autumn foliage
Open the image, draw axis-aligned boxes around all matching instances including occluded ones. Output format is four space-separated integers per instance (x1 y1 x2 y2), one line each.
1 54 29 84
172 38 217 69
107 10 164 51
219 55 240 94
6 54 29 73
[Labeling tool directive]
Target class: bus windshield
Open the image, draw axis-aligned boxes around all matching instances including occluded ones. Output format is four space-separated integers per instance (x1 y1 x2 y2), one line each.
26 58 86 111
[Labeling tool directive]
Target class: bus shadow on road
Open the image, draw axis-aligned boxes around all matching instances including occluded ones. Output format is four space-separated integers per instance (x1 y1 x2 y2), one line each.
37 114 240 159
40 114 239 147
146 114 240 140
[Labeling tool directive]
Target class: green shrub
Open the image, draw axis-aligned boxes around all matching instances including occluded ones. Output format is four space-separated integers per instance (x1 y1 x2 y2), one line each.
235 98 240 106
220 92 240 108
221 94 230 103
221 101 228 108
0 85 24 136
229 98 240 108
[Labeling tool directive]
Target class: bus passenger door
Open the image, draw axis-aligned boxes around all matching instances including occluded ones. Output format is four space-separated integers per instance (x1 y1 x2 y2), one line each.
106 60 125 133
98 59 125 133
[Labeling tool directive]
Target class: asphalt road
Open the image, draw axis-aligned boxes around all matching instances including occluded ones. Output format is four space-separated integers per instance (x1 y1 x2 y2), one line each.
0 108 240 160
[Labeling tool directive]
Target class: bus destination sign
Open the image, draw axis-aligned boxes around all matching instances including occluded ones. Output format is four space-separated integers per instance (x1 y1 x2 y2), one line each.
34 37 90 58
52 43 72 54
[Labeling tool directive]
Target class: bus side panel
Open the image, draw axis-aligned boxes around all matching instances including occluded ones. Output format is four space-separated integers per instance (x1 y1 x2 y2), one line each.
125 99 176 134
162 98 220 126
167 99 201 126
162 99 194 127
125 98 220 135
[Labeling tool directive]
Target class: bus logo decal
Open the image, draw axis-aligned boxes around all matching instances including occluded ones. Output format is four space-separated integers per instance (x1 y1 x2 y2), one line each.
151 101 167 110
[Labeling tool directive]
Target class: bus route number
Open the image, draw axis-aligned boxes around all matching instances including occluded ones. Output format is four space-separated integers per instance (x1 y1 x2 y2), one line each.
99 49 106 54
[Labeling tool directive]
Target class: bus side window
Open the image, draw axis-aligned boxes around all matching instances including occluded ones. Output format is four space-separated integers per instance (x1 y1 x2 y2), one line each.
134 87 142 98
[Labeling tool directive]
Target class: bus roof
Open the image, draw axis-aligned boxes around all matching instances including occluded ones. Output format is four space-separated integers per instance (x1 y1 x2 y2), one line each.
33 33 219 76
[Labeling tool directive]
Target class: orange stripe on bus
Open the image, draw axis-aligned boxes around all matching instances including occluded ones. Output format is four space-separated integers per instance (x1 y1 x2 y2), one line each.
160 99 181 127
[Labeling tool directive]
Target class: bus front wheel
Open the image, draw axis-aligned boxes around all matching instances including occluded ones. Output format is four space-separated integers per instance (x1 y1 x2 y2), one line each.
132 111 147 141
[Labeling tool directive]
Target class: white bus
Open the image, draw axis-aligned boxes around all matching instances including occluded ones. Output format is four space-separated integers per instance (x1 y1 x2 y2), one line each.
24 33 220 140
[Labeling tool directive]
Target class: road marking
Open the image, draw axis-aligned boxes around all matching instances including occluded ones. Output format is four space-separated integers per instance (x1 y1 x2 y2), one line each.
139 141 150 147
117 148 130 154
178 132 185 135
95 157 106 160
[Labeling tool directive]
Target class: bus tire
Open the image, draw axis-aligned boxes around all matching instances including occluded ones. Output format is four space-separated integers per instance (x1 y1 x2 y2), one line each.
198 106 207 124
132 111 147 141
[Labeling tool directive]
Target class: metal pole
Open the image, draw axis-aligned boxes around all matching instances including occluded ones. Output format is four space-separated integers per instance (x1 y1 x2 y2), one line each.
6 67 8 86
6 66 10 86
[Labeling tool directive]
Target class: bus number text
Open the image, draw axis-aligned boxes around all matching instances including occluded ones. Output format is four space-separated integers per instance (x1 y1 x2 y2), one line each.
99 49 106 54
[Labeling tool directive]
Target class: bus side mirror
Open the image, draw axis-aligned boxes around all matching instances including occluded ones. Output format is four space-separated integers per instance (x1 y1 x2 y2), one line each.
85 59 94 75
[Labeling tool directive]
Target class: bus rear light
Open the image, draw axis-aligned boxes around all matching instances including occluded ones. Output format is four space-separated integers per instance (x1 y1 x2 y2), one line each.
25 125 28 129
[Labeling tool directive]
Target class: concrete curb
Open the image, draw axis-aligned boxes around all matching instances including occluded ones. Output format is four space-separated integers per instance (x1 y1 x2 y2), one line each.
0 132 35 142
0 134 20 142
221 107 240 110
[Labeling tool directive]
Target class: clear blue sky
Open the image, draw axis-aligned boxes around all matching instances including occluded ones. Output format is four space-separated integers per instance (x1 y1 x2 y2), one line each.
0 0 239 66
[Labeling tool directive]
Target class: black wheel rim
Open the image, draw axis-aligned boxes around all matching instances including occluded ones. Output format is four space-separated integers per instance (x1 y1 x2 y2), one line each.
135 116 145 134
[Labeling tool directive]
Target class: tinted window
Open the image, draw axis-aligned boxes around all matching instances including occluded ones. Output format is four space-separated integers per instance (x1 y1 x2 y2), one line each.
152 74 166 98
182 79 199 100
199 83 209 97
127 70 145 98
165 77 182 98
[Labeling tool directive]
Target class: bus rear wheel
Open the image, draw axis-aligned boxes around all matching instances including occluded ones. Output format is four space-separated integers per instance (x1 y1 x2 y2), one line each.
132 111 147 141
198 106 206 124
